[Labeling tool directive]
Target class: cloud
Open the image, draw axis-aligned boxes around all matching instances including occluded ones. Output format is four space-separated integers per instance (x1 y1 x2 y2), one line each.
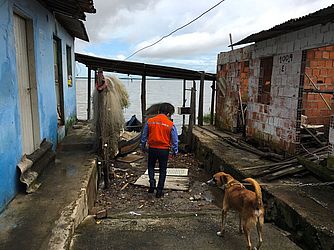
76 0 334 72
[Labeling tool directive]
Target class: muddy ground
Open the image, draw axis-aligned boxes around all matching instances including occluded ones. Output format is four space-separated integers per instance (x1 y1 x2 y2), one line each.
94 150 221 215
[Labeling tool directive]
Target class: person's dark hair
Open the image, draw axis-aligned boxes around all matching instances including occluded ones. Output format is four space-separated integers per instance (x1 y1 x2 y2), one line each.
159 102 175 115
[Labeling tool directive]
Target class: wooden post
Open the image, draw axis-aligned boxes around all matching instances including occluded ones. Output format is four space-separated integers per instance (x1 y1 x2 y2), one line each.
192 80 197 125
87 67 91 120
198 72 205 126
210 80 215 125
182 79 186 128
141 73 147 123
187 87 196 150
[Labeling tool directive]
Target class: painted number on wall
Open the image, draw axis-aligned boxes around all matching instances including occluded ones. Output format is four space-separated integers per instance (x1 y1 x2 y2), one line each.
279 54 293 73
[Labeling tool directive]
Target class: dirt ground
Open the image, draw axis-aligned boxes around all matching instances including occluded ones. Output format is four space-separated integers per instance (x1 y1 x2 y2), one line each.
94 150 221 214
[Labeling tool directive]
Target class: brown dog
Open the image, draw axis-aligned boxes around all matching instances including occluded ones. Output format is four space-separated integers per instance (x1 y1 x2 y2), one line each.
207 172 264 250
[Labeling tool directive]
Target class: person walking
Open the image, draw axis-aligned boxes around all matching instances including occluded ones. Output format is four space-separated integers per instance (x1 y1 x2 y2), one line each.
140 103 178 198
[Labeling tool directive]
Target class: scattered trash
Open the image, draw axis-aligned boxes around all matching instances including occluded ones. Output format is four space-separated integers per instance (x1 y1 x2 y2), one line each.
193 194 202 201
96 220 102 224
96 209 107 219
129 211 141 216
138 204 144 209
120 183 129 191
130 162 140 167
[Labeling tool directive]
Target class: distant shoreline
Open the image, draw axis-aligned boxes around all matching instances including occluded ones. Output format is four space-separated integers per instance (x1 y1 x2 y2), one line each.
76 76 172 81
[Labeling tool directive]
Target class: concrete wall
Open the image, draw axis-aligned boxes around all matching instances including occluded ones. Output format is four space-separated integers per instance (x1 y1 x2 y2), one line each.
247 22 334 153
0 0 77 212
330 115 334 156
215 22 334 154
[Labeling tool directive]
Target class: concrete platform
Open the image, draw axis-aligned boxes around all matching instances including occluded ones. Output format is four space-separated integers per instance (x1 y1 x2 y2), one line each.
192 126 334 250
0 121 97 250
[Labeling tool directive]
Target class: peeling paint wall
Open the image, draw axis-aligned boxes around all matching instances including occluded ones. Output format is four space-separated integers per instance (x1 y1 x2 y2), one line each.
216 22 334 154
0 0 77 212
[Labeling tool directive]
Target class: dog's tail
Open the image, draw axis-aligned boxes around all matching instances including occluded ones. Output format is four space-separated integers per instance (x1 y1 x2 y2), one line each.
244 178 263 208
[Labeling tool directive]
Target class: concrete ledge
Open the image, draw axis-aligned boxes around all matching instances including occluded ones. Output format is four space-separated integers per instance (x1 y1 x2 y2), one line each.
191 126 334 250
48 159 97 250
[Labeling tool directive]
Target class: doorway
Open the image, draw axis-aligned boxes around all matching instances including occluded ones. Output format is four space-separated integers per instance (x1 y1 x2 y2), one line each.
53 37 65 126
13 13 40 155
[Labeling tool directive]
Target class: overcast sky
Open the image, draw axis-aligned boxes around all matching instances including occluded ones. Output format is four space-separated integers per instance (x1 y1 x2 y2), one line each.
75 0 333 75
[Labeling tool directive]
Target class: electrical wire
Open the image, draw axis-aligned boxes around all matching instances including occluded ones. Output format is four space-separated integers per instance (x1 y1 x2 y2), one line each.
124 0 225 61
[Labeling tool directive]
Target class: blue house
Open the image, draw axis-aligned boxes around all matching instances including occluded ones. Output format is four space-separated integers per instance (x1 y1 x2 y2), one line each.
0 0 95 212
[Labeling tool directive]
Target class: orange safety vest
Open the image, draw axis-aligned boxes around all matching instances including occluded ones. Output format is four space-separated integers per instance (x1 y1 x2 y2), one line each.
147 114 173 150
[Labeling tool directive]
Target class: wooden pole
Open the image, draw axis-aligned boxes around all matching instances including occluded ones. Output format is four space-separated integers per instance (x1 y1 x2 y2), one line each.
183 79 186 128
198 72 205 126
229 33 234 51
87 67 91 120
141 73 147 123
192 80 197 125
187 87 196 150
210 80 215 125
305 73 332 110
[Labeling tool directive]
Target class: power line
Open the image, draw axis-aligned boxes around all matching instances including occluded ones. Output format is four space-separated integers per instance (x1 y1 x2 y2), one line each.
124 0 225 61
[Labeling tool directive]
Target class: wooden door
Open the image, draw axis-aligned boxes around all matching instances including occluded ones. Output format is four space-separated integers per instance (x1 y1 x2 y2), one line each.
14 13 35 155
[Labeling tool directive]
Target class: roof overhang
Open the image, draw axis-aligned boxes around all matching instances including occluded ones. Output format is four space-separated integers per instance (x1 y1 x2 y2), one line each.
232 4 334 46
37 0 95 41
55 13 89 42
75 53 216 81
37 0 96 20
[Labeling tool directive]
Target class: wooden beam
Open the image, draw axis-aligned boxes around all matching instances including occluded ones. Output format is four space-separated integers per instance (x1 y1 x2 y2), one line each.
198 72 205 126
210 80 215 125
305 73 332 110
192 80 197 125
141 73 147 123
182 79 186 128
87 67 91 120
187 87 196 150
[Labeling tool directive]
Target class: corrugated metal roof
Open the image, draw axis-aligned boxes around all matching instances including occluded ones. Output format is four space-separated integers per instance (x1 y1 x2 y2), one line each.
38 0 96 20
232 4 334 46
75 53 216 81
37 0 95 41
55 13 89 41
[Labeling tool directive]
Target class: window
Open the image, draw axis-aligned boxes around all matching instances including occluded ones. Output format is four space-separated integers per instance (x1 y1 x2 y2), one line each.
66 45 72 87
258 57 273 104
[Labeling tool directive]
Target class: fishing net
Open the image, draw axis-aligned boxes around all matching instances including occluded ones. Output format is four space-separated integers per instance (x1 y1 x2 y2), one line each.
93 75 129 161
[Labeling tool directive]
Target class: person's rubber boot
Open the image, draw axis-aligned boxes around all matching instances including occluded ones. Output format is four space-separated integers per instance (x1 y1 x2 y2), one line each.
156 189 164 198
148 180 156 193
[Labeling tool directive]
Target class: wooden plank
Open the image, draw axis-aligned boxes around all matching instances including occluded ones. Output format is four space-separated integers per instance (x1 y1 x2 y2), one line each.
144 168 188 176
134 174 189 191
266 165 305 181
117 154 143 163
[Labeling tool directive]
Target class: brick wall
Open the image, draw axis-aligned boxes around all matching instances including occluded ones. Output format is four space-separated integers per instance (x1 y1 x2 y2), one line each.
246 22 334 154
216 47 251 132
303 46 334 125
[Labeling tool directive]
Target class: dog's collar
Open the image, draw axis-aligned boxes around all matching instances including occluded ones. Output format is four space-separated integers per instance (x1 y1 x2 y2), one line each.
224 182 244 189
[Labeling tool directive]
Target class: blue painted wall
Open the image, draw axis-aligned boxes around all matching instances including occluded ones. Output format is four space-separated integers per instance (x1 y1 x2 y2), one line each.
0 0 77 212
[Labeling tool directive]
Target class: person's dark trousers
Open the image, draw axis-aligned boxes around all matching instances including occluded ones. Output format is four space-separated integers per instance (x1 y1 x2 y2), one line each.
148 147 169 195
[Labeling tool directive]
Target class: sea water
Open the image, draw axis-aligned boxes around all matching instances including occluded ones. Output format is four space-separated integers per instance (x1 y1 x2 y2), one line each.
76 77 214 133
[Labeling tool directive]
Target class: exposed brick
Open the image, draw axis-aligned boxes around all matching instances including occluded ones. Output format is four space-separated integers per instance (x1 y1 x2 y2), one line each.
323 51 330 59
315 51 323 59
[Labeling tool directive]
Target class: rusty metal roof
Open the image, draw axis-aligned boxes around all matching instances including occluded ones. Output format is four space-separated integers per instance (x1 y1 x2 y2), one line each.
38 0 96 20
55 13 89 41
232 4 334 46
75 53 216 81
38 0 96 41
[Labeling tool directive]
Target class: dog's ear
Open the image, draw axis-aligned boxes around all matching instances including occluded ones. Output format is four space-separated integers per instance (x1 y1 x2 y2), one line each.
220 175 228 184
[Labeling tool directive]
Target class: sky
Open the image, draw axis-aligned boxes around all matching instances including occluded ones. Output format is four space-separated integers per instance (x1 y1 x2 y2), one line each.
75 0 333 76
